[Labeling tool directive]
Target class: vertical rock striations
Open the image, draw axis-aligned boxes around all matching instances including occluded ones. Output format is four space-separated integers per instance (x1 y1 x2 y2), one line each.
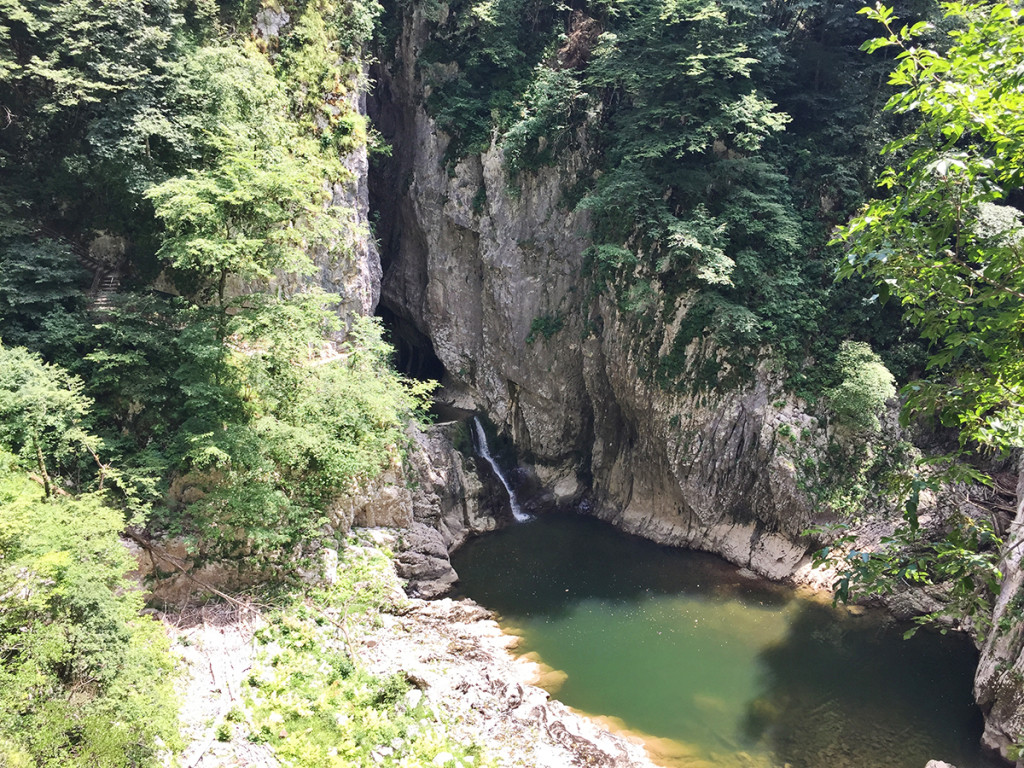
370 6 818 580
974 460 1024 764
260 85 383 322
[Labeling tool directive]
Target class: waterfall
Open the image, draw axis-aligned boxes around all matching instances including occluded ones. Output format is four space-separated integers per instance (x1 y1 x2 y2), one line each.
472 418 530 522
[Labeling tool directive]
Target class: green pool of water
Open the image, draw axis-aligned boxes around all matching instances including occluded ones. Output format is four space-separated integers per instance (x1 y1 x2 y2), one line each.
450 513 1001 768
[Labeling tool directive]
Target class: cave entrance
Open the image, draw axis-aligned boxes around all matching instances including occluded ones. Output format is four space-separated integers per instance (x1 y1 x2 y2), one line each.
377 304 446 383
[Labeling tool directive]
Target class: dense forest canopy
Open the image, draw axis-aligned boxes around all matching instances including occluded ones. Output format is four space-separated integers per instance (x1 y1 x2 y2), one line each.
0 0 424 540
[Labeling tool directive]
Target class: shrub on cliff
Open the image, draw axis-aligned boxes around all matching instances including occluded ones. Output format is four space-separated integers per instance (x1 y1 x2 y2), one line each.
826 341 896 433
0 347 179 766
165 303 435 562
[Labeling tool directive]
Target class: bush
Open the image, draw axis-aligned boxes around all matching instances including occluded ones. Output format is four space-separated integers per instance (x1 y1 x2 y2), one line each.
826 341 896 433
242 542 491 768
0 465 179 767
0 351 179 767
172 307 435 562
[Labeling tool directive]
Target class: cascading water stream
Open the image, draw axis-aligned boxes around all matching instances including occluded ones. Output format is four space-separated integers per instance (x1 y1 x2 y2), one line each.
473 417 530 522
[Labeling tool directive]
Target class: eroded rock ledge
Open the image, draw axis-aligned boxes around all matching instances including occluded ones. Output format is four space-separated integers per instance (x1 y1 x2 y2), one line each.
361 596 658 768
158 534 658 768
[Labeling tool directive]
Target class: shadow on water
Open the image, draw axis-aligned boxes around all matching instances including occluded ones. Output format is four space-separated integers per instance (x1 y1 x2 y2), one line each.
742 602 997 768
452 512 1000 768
452 511 790 619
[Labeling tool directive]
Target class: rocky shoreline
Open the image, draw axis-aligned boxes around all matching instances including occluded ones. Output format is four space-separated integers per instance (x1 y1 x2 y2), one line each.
156 518 993 768
159 529 660 768
360 595 659 768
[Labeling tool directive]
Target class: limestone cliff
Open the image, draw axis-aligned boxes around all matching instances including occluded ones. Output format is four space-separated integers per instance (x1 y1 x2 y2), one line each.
370 5 822 580
974 460 1024 764
242 85 382 323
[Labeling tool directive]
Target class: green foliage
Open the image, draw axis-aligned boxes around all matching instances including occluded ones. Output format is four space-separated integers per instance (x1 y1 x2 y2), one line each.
0 0 398 558
654 293 759 392
419 0 562 158
0 0 193 236
410 0 919 397
239 542 491 767
0 239 88 357
1 0 380 299
525 313 565 344
836 1 1024 452
272 0 383 154
47 291 429 564
0 343 177 767
144 43 348 302
0 463 179 767
503 67 588 177
810 466 1002 637
583 243 637 290
145 302 435 562
826 340 896 433
807 2 1024 634
794 433 914 517
578 0 789 237
0 344 105 497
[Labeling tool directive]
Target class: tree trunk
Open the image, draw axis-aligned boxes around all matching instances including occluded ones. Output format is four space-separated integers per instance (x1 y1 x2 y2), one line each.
33 436 51 498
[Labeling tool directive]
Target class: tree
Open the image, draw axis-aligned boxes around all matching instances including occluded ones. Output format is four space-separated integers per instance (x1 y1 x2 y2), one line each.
0 239 88 359
820 1 1024 629
0 0 188 235
0 344 105 497
836 1 1024 453
144 43 343 305
826 340 896 433
0 462 179 767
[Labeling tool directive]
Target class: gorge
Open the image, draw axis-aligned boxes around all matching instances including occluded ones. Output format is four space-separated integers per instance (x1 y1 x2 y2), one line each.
2 0 1024 766
362 1 1024 763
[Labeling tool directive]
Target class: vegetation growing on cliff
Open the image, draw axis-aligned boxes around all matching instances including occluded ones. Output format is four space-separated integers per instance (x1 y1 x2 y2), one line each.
838 1 1024 455
0 354 179 766
0 471 180 766
819 1 1024 639
0 0 437 557
404 0 930 398
0 1 442 765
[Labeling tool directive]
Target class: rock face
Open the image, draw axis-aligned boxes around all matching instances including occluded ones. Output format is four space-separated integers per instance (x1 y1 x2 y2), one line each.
131 422 494 605
256 87 382 324
974 459 1024 764
239 9 382 323
370 6 821 580
324 420 501 599
363 596 660 768
393 422 497 597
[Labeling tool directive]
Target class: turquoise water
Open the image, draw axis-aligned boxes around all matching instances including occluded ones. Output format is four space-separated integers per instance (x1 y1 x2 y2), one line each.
450 513 1002 768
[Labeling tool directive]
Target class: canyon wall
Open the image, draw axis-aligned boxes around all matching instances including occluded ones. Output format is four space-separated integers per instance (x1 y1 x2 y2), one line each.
974 460 1024 764
248 86 383 324
369 5 823 580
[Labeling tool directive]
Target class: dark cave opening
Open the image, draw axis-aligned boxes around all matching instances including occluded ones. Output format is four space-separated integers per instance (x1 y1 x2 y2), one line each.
377 304 446 382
